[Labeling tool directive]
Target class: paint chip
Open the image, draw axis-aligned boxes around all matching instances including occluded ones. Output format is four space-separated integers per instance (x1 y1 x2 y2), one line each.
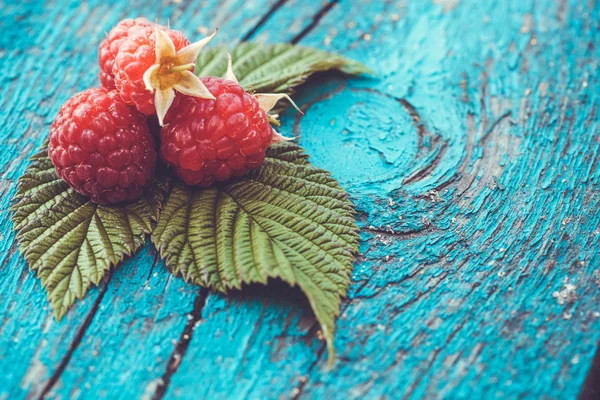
433 0 460 12
563 312 572 320
520 14 534 34
538 82 549 96
571 354 580 364
552 280 577 305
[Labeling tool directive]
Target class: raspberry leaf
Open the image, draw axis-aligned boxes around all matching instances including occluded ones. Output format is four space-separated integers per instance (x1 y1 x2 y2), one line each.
194 42 371 94
152 142 359 363
11 146 161 320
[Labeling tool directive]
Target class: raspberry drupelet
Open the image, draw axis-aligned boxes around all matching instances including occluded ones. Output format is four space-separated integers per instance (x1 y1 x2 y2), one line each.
160 56 301 186
49 88 157 205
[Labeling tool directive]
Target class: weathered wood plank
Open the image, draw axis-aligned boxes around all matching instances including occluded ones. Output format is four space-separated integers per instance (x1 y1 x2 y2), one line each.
0 0 599 399
0 4 119 398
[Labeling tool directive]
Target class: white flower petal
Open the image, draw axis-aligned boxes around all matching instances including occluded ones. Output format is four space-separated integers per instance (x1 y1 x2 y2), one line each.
143 64 160 91
155 27 176 62
155 88 175 126
173 71 216 99
175 30 217 65
225 53 238 83
271 128 294 142
255 93 303 114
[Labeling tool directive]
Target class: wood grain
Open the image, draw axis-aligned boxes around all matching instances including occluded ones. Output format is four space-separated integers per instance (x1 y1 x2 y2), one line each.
0 0 599 399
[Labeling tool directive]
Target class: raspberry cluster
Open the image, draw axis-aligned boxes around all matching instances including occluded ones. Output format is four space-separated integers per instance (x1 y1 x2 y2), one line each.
49 19 296 205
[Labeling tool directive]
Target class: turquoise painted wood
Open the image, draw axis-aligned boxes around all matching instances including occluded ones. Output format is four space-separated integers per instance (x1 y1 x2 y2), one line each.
1 0 599 398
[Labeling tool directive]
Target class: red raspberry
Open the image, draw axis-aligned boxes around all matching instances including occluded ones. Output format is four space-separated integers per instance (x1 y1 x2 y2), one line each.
160 77 273 186
49 88 157 205
98 18 152 90
113 25 189 115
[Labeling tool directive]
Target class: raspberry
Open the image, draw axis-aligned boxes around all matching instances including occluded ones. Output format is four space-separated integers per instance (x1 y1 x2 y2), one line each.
113 25 190 115
98 18 152 90
160 77 273 186
49 87 157 205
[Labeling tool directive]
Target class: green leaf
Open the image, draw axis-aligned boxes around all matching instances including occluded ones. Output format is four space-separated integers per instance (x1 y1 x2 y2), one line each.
152 143 359 362
195 42 371 94
11 147 161 320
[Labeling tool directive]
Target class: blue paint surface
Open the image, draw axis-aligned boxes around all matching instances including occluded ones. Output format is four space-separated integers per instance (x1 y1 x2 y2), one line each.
1 0 600 399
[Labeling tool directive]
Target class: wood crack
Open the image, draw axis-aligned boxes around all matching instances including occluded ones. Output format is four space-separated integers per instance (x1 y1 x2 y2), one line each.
291 0 339 44
478 110 512 145
291 344 327 399
362 223 436 240
405 318 469 398
151 288 209 400
37 271 113 399
146 251 163 281
580 337 600 399
241 0 289 41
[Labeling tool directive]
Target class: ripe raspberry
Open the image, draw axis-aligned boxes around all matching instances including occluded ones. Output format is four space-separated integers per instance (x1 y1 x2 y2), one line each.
98 18 152 90
113 25 190 115
160 77 273 186
49 87 157 205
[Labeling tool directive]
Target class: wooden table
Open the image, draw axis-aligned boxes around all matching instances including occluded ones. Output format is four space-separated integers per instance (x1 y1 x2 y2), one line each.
1 0 599 398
